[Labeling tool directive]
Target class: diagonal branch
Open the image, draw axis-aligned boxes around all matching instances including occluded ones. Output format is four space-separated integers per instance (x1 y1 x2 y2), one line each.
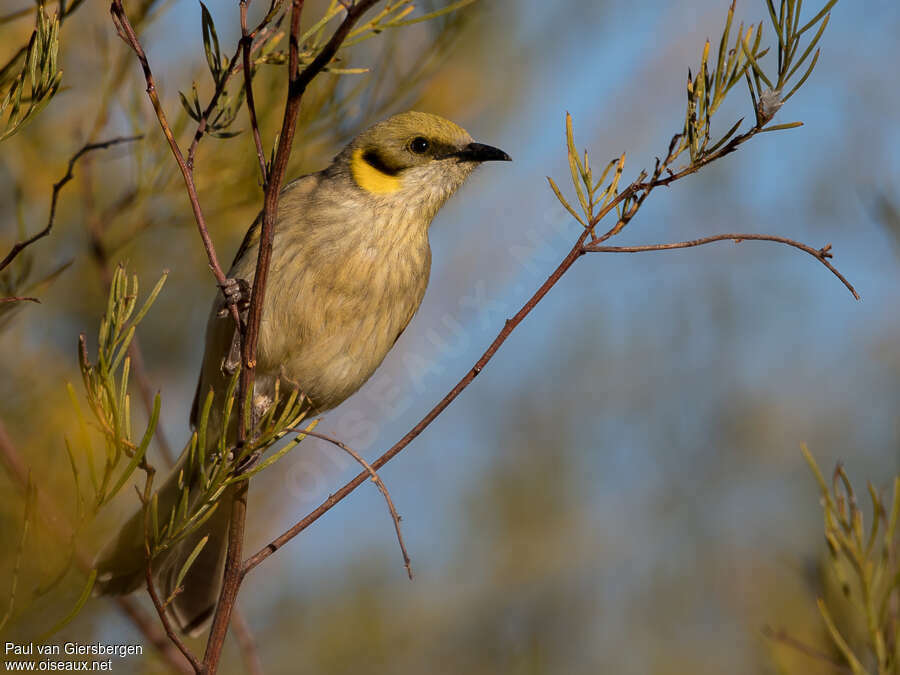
145 563 202 673
239 0 268 184
0 135 141 274
242 229 593 574
108 0 241 327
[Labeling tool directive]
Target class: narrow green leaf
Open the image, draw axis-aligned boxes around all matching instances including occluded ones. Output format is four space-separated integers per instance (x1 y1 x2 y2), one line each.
104 392 159 502
782 48 819 101
389 0 477 27
759 121 803 133
786 13 829 83
796 0 839 37
546 177 586 227
199 1 222 83
172 535 208 596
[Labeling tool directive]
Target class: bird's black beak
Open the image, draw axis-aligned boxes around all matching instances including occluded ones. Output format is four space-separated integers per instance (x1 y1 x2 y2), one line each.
451 142 512 163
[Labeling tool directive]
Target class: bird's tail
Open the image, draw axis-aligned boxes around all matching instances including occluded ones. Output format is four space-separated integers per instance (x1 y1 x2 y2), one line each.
93 457 234 636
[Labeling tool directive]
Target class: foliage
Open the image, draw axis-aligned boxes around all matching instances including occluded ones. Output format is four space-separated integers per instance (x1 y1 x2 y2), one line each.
0 7 63 142
803 447 900 675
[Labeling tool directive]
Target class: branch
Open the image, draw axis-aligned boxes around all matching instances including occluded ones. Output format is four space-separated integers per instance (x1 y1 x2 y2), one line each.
0 420 193 674
205 2 382 669
287 426 413 579
145 564 202 673
583 233 859 300
0 135 141 274
241 229 592 574
108 1 241 327
0 296 39 304
243 134 859 572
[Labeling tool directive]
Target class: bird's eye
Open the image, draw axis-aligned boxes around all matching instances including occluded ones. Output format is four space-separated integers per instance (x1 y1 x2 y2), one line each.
410 137 430 154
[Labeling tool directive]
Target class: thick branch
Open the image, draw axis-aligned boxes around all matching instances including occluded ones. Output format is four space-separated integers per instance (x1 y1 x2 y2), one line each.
204 3 382 669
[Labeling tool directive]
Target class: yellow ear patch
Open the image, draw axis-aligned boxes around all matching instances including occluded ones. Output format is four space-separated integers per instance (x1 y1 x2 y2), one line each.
351 148 402 194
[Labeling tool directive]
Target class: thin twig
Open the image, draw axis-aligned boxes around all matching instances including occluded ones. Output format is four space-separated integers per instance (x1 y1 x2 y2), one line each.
145 563 203 673
0 419 192 674
186 0 282 168
0 135 142 274
583 233 859 300
289 426 413 579
0 296 39 304
108 0 241 327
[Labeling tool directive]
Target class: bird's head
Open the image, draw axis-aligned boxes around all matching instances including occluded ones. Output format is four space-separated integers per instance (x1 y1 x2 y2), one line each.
336 111 510 219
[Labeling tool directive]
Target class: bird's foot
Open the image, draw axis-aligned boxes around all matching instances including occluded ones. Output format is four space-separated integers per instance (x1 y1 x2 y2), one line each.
217 277 251 318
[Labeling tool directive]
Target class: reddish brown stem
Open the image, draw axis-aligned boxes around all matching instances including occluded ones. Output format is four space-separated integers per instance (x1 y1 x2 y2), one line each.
240 0 268 184
108 1 240 327
204 3 381 670
583 233 859 300
242 229 591 574
290 426 413 579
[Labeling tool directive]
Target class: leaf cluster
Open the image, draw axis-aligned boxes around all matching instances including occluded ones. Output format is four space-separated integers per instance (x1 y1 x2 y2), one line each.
0 8 63 142
803 446 900 675
70 265 167 516
548 0 840 243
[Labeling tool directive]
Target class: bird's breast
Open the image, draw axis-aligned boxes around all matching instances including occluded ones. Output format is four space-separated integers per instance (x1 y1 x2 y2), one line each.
256 219 431 412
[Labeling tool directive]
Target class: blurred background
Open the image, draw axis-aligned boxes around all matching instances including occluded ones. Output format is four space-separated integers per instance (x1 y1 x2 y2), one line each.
1 0 899 673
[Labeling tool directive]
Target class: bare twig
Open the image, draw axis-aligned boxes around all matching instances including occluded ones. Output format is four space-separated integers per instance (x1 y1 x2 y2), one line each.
0 420 192 674
0 135 141 274
583 233 859 300
0 296 39 304
145 563 203 673
108 0 241 327
289 426 413 579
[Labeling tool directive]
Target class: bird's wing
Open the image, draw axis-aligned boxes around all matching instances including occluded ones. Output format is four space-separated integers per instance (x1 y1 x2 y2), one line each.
189 173 321 429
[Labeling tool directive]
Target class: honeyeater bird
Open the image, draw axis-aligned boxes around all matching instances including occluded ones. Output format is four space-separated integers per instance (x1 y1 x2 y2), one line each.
93 111 510 634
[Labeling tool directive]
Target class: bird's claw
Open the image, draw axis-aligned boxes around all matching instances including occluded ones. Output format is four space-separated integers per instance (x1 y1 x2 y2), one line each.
217 277 251 318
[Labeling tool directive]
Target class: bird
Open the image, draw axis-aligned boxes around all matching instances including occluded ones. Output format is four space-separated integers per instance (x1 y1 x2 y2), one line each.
93 111 511 634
